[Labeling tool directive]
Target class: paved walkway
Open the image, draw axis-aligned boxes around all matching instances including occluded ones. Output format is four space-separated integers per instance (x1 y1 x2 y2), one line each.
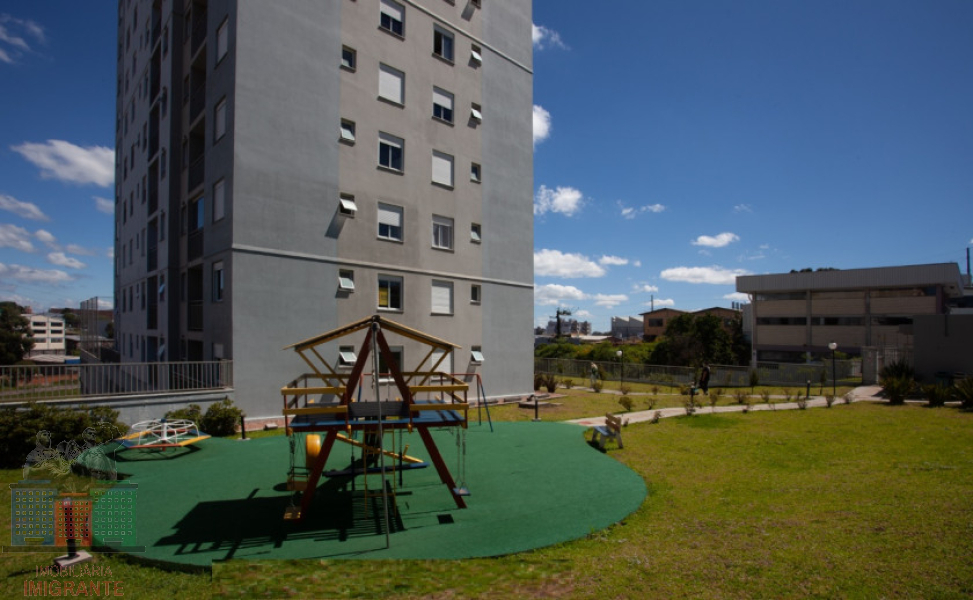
566 385 885 427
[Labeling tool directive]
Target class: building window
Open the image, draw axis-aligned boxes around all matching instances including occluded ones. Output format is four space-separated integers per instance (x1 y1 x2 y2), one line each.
190 196 205 232
160 148 167 178
379 0 405 37
377 203 403 241
340 119 356 143
471 284 481 304
214 178 225 222
159 275 166 301
470 44 482 65
341 45 356 70
378 132 404 172
432 215 454 250
338 269 355 292
212 261 224 302
431 280 453 315
338 346 358 367
470 162 481 183
339 193 358 217
471 0 481 8
216 17 229 63
432 87 454 123
378 346 403 375
470 102 482 123
215 98 227 141
433 26 454 62
378 275 403 310
431 150 454 187
471 345 484 363
378 63 404 105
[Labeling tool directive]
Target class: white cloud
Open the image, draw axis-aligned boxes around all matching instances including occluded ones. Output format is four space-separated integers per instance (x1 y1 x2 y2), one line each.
692 232 740 248
534 283 587 306
633 260 642 268
734 204 753 213
0 224 35 252
661 266 751 285
533 105 551 147
34 229 57 248
599 255 628 267
65 244 96 256
11 140 114 187
634 284 659 293
106 247 114 259
592 293 628 308
0 15 44 63
535 249 605 278
534 185 584 217
574 309 592 318
94 196 114 215
47 252 85 269
532 23 566 50
619 202 666 219
0 262 73 284
644 298 676 308
724 292 749 302
0 194 48 221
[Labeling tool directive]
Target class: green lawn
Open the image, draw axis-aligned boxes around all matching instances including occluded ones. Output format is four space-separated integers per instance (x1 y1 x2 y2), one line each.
3 402 972 599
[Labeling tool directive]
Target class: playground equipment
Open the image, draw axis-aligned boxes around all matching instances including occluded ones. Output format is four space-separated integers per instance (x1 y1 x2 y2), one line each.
280 315 474 524
115 419 210 450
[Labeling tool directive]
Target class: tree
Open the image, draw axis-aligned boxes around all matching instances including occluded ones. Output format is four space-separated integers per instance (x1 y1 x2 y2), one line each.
649 313 746 367
0 302 33 365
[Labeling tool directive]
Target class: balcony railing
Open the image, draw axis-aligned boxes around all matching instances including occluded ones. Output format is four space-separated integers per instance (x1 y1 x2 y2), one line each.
0 360 233 402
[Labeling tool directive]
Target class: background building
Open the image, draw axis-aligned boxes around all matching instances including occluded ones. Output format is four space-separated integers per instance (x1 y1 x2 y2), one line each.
114 0 534 420
610 316 643 340
27 314 66 359
736 263 965 363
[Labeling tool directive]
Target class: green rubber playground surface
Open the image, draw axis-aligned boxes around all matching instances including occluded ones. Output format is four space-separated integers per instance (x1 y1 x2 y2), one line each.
104 421 645 566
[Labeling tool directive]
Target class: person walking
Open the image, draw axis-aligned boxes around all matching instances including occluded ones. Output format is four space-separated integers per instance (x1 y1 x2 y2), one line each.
590 362 599 387
699 365 711 395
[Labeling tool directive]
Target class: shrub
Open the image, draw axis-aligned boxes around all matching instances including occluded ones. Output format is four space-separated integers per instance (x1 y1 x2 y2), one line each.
644 397 657 411
562 378 574 390
650 410 661 424
732 389 749 405
200 398 244 437
618 396 634 412
165 403 203 422
955 378 973 410
880 360 915 383
533 373 544 391
682 397 697 416
0 402 128 469
592 380 603 393
619 383 632 396
749 370 759 395
543 374 558 393
760 389 772 405
825 395 836 408
651 385 659 396
708 393 720 409
883 375 914 405
922 384 954 408
796 396 808 410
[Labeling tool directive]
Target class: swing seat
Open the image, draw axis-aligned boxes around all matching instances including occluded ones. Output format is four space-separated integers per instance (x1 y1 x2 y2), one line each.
452 487 470 497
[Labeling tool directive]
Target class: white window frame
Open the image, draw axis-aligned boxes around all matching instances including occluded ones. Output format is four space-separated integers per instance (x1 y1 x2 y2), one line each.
378 63 405 105
470 44 482 65
338 269 355 292
433 26 454 62
470 222 481 243
431 150 454 187
432 215 454 250
471 346 484 363
471 284 481 304
432 87 454 123
212 261 224 302
470 102 482 123
380 0 405 37
378 274 403 311
378 132 404 172
431 280 453 315
213 178 225 222
339 193 358 216
338 346 358 367
341 45 356 70
215 98 227 141
340 119 356 143
377 202 404 241
470 162 481 183
216 17 229 63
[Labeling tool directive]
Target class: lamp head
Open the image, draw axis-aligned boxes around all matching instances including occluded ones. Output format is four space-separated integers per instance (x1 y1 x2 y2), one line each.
828 342 837 351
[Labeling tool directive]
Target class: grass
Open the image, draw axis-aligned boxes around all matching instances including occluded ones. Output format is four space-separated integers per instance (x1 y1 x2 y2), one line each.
3 402 972 598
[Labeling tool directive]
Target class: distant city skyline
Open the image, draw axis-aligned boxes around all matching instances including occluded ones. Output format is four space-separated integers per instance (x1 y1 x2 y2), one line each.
2 2 972 332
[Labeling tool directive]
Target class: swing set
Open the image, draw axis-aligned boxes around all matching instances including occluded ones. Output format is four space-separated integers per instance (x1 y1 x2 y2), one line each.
279 315 474 523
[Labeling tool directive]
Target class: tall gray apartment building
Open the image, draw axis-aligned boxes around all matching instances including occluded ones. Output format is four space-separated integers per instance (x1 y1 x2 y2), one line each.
114 0 534 420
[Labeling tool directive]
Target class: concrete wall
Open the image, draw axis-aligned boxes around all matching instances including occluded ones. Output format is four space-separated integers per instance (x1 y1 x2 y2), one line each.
913 314 973 382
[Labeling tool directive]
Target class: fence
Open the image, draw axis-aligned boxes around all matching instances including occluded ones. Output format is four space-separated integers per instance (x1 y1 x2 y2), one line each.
0 360 233 403
535 357 860 389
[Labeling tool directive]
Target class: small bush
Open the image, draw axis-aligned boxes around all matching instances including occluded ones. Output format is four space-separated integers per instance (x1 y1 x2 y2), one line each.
732 389 749 405
880 360 915 383
651 385 659 396
749 370 759 395
709 393 720 409
644 397 657 411
533 373 544 391
760 389 772 405
165 403 203 422
618 396 634 412
955 378 973 410
922 383 954 408
883 375 914 405
562 378 574 390
825 395 836 408
619 383 632 396
650 410 662 424
796 397 808 410
592 380 603 393
0 402 128 469
543 374 558 393
200 398 244 437
683 398 697 417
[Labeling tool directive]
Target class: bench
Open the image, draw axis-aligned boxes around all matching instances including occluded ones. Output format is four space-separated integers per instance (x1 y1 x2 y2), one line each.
590 413 623 449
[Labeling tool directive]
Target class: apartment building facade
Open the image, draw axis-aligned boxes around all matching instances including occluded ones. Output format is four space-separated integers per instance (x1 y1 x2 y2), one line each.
736 263 965 362
27 315 66 358
114 0 534 419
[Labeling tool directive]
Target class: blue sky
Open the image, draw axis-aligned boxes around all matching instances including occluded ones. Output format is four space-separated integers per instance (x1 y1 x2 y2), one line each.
1 2 972 332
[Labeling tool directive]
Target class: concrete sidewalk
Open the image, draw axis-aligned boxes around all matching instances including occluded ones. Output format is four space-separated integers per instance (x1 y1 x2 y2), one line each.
566 385 885 427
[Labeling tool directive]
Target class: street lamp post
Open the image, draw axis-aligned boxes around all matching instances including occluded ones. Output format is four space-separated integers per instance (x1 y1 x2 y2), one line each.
828 342 837 398
616 350 623 390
